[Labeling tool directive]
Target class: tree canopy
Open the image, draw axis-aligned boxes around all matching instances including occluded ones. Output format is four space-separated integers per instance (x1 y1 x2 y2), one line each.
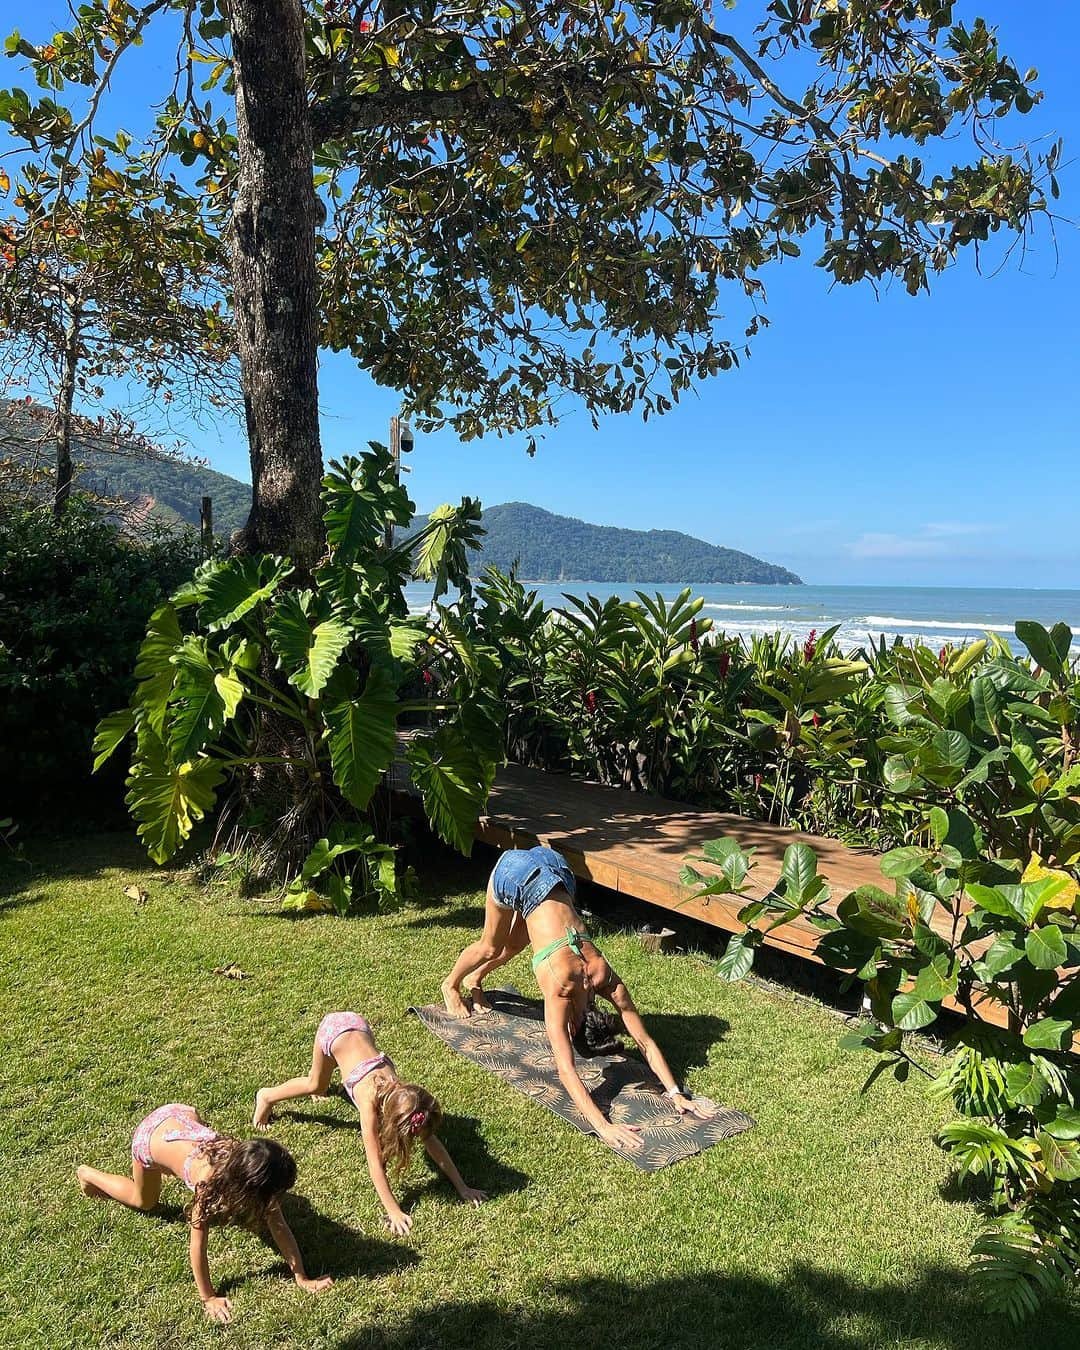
0 2 1060 541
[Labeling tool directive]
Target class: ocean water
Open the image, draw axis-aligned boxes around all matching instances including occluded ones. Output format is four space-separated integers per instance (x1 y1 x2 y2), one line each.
404 581 1080 653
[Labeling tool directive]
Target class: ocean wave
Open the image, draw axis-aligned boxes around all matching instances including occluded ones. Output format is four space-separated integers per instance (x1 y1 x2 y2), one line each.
863 615 1017 633
702 603 789 612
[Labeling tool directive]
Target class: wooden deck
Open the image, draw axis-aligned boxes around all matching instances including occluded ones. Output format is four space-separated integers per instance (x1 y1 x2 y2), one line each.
475 763 1005 1028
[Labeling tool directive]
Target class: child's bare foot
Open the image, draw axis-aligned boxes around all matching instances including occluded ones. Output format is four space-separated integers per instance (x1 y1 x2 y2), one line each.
441 981 471 1018
252 1089 274 1130
77 1165 105 1198
467 985 493 1014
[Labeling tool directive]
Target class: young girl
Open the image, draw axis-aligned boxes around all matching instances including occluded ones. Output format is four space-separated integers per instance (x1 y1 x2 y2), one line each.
77 1103 332 1322
253 1012 486 1235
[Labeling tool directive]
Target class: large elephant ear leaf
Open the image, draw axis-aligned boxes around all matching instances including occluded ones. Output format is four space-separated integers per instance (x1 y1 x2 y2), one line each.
324 663 400 809
125 729 224 865
267 591 352 698
166 637 239 764
197 556 294 633
133 603 183 738
322 449 414 565
92 707 137 772
411 498 484 600
406 725 496 855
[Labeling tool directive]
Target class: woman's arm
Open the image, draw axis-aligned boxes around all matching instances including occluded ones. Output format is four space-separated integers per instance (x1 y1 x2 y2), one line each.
423 1135 487 1205
358 1099 412 1235
606 980 715 1119
543 998 643 1151
189 1224 231 1322
264 1200 333 1293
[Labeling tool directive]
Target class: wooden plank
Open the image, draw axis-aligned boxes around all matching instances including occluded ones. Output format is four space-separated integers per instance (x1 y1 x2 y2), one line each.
475 763 1010 1031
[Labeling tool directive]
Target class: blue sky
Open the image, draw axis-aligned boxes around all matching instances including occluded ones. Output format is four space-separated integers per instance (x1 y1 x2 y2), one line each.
4 3 1079 588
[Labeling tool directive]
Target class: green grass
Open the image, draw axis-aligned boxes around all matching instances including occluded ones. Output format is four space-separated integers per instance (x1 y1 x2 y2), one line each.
3 833 1078 1350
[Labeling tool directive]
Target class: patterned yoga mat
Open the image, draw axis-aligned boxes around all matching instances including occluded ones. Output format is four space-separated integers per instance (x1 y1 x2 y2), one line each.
410 989 754 1171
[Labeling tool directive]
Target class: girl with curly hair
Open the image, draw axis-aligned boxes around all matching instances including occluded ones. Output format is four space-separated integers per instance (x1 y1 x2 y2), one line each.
77 1105 331 1322
253 1013 485 1236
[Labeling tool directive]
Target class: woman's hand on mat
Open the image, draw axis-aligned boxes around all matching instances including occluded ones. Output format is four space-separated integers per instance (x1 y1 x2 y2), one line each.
386 1208 414 1236
601 1122 643 1151
296 1275 334 1295
457 1185 487 1206
202 1296 232 1323
672 1094 716 1120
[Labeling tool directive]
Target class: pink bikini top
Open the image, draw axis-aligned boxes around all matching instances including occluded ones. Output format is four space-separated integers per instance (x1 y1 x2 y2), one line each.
343 1053 394 1105
163 1119 221 1191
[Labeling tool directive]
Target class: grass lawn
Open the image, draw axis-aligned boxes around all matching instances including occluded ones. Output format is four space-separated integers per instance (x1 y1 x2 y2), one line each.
3 832 1079 1350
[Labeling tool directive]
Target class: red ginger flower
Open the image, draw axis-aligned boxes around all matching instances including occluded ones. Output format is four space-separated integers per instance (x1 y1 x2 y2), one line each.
689 618 700 655
717 651 731 681
803 629 817 662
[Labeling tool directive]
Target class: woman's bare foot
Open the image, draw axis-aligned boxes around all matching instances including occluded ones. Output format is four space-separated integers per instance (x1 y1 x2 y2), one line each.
466 985 493 1013
77 1165 106 1198
252 1089 275 1130
441 980 471 1018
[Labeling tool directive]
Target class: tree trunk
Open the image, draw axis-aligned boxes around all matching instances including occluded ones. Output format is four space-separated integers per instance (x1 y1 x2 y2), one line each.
53 300 81 519
228 0 323 571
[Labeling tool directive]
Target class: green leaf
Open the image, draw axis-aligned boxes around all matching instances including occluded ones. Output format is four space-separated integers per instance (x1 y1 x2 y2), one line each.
1025 925 1067 971
892 990 937 1031
406 724 497 855
197 556 293 633
716 930 759 982
324 663 399 810
836 886 907 939
1004 1060 1048 1108
125 730 223 865
1023 1018 1072 1051
92 707 136 772
167 638 241 765
816 928 880 973
133 603 183 738
912 954 959 1003
977 935 1025 980
1037 1131 1080 1182
1040 1106 1080 1139
1015 620 1062 675
779 842 819 900
267 591 352 698
880 846 931 879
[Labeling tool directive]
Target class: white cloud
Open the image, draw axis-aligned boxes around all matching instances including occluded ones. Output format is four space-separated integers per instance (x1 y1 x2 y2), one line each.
849 521 995 560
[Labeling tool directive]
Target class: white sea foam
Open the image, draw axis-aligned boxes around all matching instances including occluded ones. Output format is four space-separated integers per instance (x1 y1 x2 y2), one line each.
863 615 1017 633
702 603 789 612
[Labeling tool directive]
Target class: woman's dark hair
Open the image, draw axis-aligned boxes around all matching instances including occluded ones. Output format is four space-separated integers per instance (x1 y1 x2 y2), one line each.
572 1007 623 1058
189 1137 297 1228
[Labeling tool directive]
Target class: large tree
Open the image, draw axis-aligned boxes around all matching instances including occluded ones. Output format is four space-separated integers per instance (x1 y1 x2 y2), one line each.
0 2 1059 554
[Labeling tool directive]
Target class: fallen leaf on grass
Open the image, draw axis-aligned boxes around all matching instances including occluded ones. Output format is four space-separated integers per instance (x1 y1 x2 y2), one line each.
124 885 149 905
212 964 251 980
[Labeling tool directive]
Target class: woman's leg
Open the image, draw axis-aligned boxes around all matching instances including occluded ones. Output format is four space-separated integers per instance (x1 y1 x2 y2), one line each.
466 914 530 1011
253 1035 335 1128
77 1158 163 1212
442 878 516 1017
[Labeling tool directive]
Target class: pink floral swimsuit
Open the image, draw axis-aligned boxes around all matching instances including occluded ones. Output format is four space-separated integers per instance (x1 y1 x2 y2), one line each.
316 1012 393 1107
131 1104 220 1190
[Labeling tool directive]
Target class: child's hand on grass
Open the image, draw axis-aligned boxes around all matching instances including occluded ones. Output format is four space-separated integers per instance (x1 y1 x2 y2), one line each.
296 1274 334 1294
202 1295 232 1323
457 1185 487 1206
385 1208 413 1236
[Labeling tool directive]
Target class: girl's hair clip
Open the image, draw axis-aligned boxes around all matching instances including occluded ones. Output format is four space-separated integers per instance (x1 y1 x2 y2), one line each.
407 1109 427 1135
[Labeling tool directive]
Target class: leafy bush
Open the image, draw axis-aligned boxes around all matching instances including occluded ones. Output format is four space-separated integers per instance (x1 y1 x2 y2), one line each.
95 444 496 910
683 829 1080 1322
0 500 200 820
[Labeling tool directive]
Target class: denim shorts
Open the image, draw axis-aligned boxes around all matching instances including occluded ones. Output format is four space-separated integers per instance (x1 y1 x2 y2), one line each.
491 846 577 919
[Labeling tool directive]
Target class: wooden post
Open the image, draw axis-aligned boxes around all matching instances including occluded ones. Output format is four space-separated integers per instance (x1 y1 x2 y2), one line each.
200 495 213 559
385 415 401 550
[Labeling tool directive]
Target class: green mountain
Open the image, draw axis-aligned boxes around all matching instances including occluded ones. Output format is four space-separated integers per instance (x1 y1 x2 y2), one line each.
465 502 802 584
2 401 251 535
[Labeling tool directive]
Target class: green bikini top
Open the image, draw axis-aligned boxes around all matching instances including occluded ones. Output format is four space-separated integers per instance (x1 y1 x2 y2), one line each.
532 927 592 972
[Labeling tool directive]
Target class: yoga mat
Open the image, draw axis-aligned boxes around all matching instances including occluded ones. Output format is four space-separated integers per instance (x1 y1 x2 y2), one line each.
411 989 754 1171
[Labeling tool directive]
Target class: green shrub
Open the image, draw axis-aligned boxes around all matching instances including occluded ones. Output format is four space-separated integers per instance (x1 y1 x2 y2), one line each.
0 501 199 821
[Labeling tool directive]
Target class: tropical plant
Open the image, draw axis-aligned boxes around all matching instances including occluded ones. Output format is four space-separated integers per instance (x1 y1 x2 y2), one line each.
93 443 495 911
683 824 1080 1322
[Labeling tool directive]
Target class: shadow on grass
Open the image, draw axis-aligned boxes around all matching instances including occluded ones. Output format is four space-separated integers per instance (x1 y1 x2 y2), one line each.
280 1193 416 1282
405 904 487 932
0 889 50 917
331 1266 1080 1350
